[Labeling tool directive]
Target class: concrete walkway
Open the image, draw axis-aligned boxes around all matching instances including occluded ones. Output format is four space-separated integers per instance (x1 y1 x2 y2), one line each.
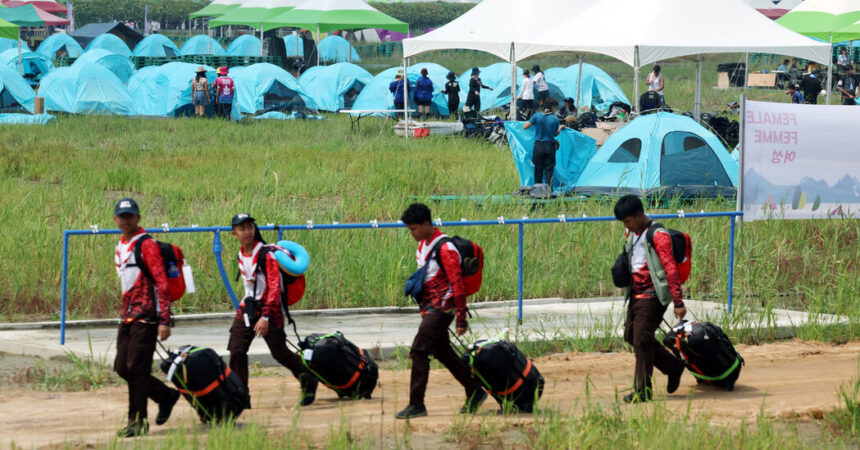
0 298 844 367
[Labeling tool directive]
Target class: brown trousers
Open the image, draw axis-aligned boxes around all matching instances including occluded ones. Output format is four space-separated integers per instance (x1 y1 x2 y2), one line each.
114 322 176 423
409 312 481 406
226 317 308 389
624 298 685 393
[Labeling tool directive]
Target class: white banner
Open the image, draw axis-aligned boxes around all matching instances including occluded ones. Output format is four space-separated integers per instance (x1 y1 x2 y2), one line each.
741 99 860 221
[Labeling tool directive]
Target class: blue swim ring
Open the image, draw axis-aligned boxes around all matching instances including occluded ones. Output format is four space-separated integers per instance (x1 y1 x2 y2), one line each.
274 240 310 276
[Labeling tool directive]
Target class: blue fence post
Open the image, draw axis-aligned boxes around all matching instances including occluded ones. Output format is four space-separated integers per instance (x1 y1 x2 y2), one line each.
518 221 524 325
277 226 284 241
60 231 70 346
212 231 239 310
727 216 737 314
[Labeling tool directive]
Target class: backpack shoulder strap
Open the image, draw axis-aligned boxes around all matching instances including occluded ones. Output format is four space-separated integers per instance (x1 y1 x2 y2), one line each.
645 221 664 247
132 234 154 282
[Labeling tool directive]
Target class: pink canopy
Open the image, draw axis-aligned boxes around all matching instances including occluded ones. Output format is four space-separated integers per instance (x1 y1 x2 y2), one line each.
2 0 67 15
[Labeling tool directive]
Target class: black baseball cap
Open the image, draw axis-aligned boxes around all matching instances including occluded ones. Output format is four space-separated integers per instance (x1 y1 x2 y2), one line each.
231 213 255 227
114 198 139 216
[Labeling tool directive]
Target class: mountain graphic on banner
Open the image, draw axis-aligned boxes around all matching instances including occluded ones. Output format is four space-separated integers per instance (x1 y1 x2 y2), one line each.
745 169 860 204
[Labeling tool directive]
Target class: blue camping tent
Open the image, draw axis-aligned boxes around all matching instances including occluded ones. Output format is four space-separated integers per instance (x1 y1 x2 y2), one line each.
0 37 31 54
0 65 35 113
180 35 226 56
72 49 135 83
352 63 452 116
226 34 261 56
127 62 239 120
318 35 360 63
229 63 309 115
299 62 372 111
574 112 738 197
544 63 630 114
505 121 598 191
38 64 133 115
85 34 132 57
0 49 53 85
36 34 82 59
133 34 180 57
283 35 303 57
458 63 522 112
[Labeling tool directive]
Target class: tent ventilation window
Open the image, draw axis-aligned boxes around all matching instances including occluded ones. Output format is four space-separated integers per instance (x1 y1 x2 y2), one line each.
660 131 732 187
608 138 642 163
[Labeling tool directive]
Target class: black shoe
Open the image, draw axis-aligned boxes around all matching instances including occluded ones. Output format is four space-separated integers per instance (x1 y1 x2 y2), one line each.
623 391 652 404
667 366 684 394
459 389 488 414
117 421 149 438
155 389 180 425
299 373 318 406
395 404 428 419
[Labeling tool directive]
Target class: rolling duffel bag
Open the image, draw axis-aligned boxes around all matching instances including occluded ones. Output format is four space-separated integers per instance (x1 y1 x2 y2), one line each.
299 332 378 399
464 339 544 412
160 345 250 423
663 321 744 391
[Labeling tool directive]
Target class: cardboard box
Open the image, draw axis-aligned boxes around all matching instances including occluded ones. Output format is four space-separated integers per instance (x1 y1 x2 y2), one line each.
717 72 730 89
748 72 777 87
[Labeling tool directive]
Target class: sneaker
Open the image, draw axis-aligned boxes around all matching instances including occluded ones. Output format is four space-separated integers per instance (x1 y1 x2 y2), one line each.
395 404 428 419
117 421 149 438
155 389 181 425
623 391 652 404
299 373 318 406
667 366 684 394
459 389 488 414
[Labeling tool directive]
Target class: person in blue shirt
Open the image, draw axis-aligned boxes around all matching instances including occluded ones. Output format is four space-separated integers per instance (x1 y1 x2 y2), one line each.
414 68 435 120
786 84 804 104
389 69 414 113
522 98 565 188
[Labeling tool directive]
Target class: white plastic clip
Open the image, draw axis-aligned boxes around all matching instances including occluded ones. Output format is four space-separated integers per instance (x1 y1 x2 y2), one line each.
700 209 705 214
161 223 170 232
677 210 686 218
460 218 468 222
558 214 566 223
266 223 274 227
497 216 505 224
90 224 99 234
582 213 588 218
370 220 379 228
434 217 443 226
332 221 340 225
522 216 529 221
191 224 199 228
306 220 314 229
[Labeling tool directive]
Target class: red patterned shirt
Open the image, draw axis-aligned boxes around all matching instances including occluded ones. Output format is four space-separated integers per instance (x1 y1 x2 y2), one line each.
235 241 285 329
627 224 684 307
115 229 171 325
416 228 468 327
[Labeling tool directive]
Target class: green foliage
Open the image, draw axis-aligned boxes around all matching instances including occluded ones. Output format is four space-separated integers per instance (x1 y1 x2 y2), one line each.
72 0 208 29
368 1 474 32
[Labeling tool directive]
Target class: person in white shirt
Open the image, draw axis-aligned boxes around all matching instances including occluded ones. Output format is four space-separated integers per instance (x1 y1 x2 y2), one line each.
531 65 550 108
646 65 665 105
517 69 536 118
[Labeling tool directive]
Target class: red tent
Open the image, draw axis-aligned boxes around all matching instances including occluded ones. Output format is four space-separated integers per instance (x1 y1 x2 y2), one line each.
1 0 66 15
757 8 791 20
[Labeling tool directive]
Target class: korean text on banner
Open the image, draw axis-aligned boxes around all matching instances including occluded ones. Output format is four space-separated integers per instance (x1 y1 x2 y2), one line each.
741 100 860 221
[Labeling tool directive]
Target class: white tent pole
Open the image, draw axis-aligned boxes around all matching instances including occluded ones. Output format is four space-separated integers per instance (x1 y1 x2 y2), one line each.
826 33 833 105
260 22 264 56
743 52 749 91
695 53 703 122
510 43 517 120
208 22 211 54
633 46 639 114
575 55 583 110
316 25 320 66
403 56 409 138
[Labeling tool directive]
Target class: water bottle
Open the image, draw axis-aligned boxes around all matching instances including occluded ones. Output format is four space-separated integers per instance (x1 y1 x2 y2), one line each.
167 261 180 279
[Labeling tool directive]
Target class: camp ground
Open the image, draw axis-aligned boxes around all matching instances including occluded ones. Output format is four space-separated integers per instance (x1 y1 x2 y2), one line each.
2 0 860 448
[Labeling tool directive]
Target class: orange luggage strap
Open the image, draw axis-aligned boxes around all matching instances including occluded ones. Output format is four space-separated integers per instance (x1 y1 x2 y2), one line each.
324 347 366 391
675 336 710 384
178 367 232 396
495 359 532 396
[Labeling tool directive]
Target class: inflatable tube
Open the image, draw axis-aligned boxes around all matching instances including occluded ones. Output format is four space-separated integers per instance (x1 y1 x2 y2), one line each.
275 240 310 276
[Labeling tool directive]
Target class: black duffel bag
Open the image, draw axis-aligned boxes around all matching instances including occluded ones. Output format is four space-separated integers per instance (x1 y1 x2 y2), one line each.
663 321 744 391
299 332 378 399
464 339 544 413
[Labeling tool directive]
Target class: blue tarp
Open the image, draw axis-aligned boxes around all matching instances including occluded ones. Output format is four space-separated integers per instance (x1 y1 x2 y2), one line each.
72 49 135 84
505 121 598 191
283 35 303 57
0 65 35 112
127 61 240 120
38 64 133 115
298 62 373 111
0 113 55 125
85 34 132 57
253 111 325 120
0 37 31 54
318 35 360 63
229 63 309 115
226 34 261 56
458 62 523 112
544 63 630 114
0 49 53 83
133 34 180 57
36 34 82 59
352 62 452 116
574 112 738 197
180 35 226 56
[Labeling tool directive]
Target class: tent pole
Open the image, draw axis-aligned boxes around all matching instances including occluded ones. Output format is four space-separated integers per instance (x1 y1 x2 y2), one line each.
403 56 409 138
208 22 211 54
18 33 22 75
695 54 703 122
826 33 833 105
575 55 583 111
260 22 264 56
510 43 517 120
316 25 320 66
633 46 639 114
743 52 749 91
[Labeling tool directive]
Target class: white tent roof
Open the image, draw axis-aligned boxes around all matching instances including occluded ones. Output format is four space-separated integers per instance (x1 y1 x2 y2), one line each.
519 0 831 66
403 0 590 61
236 0 303 8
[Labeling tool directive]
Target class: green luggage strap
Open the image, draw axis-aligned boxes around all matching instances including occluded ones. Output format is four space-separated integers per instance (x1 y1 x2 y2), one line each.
689 356 741 382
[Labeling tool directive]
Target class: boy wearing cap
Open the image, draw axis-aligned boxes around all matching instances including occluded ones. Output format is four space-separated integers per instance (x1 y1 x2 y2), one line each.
213 67 235 120
441 71 460 119
227 214 318 406
112 198 180 438
465 67 492 112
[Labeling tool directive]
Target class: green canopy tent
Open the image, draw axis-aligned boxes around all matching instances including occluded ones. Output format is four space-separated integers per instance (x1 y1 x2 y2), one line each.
0 5 66 75
262 0 408 65
777 0 860 103
190 0 242 19
0 18 17 41
209 0 303 55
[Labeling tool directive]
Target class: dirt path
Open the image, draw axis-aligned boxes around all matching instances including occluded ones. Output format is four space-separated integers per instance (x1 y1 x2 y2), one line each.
2 340 859 448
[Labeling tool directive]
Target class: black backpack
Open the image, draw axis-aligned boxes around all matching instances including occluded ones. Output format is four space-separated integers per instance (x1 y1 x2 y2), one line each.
463 339 544 412
645 222 688 264
639 91 663 113
298 332 378 399
662 321 743 391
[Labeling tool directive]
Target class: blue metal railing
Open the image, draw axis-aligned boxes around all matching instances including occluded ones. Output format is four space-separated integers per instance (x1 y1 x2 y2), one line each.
59 211 743 344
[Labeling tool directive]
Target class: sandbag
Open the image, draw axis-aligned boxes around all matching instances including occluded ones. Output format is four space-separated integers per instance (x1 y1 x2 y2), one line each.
160 345 250 423
464 339 544 412
663 321 743 391
299 332 378 399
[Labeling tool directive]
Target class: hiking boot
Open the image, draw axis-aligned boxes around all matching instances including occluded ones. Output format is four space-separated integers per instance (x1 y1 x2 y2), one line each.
459 389 488 414
299 372 318 406
395 404 428 419
667 366 684 394
117 421 149 438
155 389 180 425
623 390 652 404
